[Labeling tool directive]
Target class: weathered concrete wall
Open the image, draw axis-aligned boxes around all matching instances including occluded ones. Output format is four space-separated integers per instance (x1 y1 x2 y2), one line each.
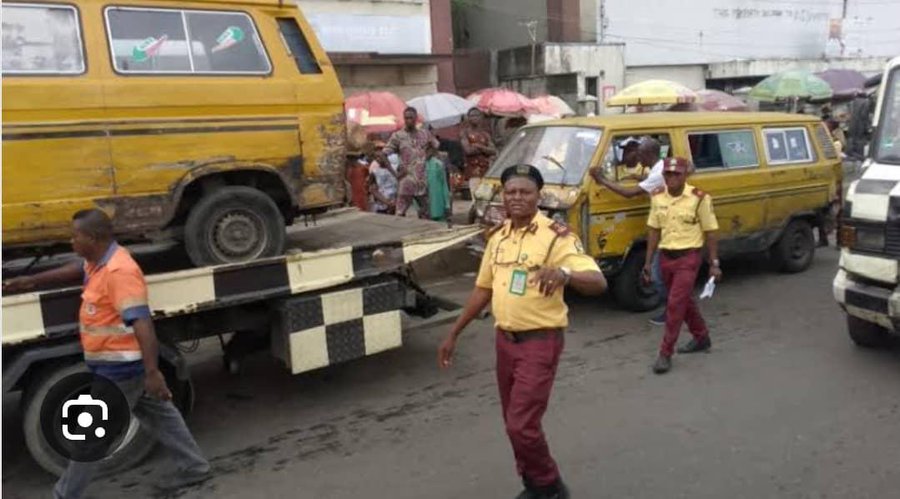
707 57 891 80
337 65 438 100
496 43 625 114
454 0 547 50
625 65 706 90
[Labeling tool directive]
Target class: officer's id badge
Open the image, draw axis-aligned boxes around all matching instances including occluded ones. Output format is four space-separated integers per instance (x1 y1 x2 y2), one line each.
509 269 528 296
85 303 97 316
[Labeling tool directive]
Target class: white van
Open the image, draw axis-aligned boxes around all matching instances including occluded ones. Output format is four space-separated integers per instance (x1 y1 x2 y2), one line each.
834 55 900 346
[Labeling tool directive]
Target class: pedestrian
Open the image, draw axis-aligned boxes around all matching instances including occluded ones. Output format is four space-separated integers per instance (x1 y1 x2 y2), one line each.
383 107 440 218
346 144 374 211
3 209 211 499
437 165 606 499
642 157 721 375
425 143 452 222
589 137 669 325
460 108 497 195
368 148 399 215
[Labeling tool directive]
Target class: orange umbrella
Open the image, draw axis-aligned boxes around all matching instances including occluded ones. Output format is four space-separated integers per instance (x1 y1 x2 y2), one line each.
467 88 537 117
345 91 409 134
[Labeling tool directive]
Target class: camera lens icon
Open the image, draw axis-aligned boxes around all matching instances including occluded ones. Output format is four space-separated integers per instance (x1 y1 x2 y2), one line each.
41 372 131 462
62 394 109 441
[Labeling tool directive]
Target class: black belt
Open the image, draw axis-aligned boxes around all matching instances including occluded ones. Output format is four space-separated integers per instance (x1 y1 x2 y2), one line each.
660 248 700 259
498 328 562 343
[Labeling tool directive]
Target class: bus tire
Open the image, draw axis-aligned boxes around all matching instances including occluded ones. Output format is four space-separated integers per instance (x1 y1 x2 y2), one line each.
185 186 285 267
613 251 663 312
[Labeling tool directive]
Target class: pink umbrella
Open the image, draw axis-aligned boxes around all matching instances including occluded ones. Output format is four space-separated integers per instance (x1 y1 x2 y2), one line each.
467 88 537 117
528 95 576 118
345 91 410 134
669 89 748 112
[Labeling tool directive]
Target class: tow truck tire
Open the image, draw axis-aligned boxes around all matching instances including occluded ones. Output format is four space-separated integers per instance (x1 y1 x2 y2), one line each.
184 186 286 267
613 251 663 312
22 362 193 477
771 220 815 273
847 315 890 348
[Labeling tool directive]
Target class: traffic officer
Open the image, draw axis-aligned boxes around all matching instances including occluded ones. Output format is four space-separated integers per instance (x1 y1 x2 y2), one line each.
3 209 210 498
437 165 606 499
643 157 722 374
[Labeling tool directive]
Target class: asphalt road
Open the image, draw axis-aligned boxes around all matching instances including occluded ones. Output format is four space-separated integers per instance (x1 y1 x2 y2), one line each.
4 246 900 499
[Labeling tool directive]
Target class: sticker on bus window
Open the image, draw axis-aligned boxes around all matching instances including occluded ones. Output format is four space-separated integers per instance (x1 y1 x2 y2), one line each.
212 26 245 53
132 35 168 62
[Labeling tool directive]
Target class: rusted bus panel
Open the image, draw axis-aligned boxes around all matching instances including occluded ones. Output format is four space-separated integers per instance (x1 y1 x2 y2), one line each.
2 0 346 249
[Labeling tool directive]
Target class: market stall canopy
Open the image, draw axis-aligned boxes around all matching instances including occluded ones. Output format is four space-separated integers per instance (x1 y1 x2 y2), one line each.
606 79 698 107
345 91 410 134
816 68 867 99
670 89 748 112
407 92 475 129
749 70 833 102
528 95 576 118
467 88 538 117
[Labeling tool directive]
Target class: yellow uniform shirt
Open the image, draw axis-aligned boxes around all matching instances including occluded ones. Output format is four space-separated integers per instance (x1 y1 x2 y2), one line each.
647 183 719 250
616 162 648 181
476 212 601 331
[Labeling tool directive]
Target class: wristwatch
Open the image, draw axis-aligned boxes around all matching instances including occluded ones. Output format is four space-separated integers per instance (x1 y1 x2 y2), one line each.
710 259 720 267
559 266 572 285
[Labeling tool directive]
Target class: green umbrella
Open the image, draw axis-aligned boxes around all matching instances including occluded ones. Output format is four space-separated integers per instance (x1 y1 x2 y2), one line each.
749 69 833 102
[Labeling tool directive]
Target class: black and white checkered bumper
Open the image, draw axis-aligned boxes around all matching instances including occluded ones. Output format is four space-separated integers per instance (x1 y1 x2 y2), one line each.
271 280 407 374
834 173 900 331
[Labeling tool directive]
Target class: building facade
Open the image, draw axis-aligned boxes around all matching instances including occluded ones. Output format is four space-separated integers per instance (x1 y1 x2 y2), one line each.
298 0 454 100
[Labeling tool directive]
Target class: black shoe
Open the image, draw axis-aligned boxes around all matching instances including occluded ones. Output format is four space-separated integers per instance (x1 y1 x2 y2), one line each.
523 479 569 499
652 355 671 374
677 336 711 354
648 311 666 326
547 479 570 499
516 477 540 499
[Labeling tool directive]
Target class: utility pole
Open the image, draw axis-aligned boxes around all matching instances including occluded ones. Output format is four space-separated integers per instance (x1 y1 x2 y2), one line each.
520 20 538 76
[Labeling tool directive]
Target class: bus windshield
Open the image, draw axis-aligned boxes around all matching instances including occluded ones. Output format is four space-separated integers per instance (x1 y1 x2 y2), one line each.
485 126 602 185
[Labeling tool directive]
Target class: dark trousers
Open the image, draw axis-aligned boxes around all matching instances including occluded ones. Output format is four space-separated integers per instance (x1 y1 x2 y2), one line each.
659 250 709 357
495 330 564 487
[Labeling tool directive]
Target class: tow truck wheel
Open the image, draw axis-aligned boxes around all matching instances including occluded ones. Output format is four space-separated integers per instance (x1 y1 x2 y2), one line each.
21 361 192 477
184 186 286 267
847 314 890 348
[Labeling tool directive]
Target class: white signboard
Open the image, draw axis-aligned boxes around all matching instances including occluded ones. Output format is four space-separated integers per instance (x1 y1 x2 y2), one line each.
307 13 431 54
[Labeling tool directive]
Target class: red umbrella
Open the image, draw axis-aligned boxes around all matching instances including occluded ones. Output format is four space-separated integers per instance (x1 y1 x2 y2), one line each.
670 89 748 112
816 69 867 99
467 88 537 117
345 91 409 134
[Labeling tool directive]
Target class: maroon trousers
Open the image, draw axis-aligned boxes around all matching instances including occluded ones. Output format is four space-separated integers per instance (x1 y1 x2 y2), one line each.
495 330 565 487
659 249 709 357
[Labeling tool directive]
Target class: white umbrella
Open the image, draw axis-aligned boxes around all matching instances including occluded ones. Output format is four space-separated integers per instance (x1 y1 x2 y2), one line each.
407 93 475 129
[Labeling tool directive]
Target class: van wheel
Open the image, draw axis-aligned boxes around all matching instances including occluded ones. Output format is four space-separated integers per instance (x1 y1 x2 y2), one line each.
613 251 662 312
771 220 815 273
185 186 285 267
847 315 890 348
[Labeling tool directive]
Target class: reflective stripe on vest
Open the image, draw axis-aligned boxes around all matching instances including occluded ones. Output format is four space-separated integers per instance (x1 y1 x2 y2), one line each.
83 350 143 362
